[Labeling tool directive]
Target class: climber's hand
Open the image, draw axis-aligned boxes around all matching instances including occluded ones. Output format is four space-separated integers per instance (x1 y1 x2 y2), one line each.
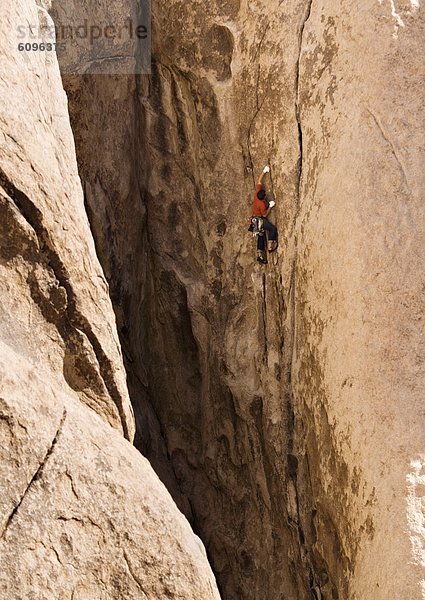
269 200 276 208
263 165 270 173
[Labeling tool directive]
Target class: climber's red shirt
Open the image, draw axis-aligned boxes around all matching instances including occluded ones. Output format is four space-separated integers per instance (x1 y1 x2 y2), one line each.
251 184 268 217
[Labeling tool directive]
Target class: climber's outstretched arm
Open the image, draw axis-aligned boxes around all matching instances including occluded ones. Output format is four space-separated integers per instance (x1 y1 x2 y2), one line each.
257 165 270 186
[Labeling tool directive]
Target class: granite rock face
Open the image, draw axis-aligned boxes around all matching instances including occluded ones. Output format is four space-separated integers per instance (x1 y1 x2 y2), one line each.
61 1 424 599
0 1 220 598
294 2 425 598
0 342 220 600
0 0 134 439
1 0 422 598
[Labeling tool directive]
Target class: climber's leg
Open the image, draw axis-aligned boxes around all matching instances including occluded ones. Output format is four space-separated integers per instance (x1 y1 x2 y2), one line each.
264 220 278 253
257 232 265 252
257 231 267 264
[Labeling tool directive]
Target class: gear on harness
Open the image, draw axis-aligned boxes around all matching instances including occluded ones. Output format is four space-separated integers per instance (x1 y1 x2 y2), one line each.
248 216 265 237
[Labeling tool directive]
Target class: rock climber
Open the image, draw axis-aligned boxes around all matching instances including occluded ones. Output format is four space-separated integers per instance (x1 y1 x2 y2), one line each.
250 165 278 264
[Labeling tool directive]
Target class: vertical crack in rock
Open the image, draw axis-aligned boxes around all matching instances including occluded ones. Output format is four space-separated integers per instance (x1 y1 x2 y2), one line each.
0 170 131 440
0 408 67 539
296 0 313 203
289 0 319 594
247 22 271 185
296 0 314 104
261 273 268 364
296 121 304 209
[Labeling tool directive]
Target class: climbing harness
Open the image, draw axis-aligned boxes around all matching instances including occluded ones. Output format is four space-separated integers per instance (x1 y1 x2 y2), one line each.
248 216 265 237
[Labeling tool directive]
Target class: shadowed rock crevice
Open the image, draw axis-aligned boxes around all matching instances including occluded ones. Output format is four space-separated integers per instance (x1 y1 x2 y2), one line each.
0 171 131 440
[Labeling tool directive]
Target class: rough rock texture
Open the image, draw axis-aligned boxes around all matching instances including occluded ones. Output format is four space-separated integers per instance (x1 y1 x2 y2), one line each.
0 1 220 598
55 1 424 600
293 2 425 598
0 0 134 440
0 342 219 600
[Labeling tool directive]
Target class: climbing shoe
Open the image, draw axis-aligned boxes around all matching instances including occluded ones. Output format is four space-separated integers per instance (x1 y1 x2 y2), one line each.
268 240 278 253
257 251 268 265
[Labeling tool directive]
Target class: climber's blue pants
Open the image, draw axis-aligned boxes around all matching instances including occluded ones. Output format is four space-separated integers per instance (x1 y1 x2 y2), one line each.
257 218 277 251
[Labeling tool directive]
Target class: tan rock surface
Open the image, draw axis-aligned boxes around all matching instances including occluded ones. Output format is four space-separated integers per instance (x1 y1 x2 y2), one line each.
0 1 221 598
0 342 220 600
60 0 424 599
0 0 134 439
294 2 425 598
